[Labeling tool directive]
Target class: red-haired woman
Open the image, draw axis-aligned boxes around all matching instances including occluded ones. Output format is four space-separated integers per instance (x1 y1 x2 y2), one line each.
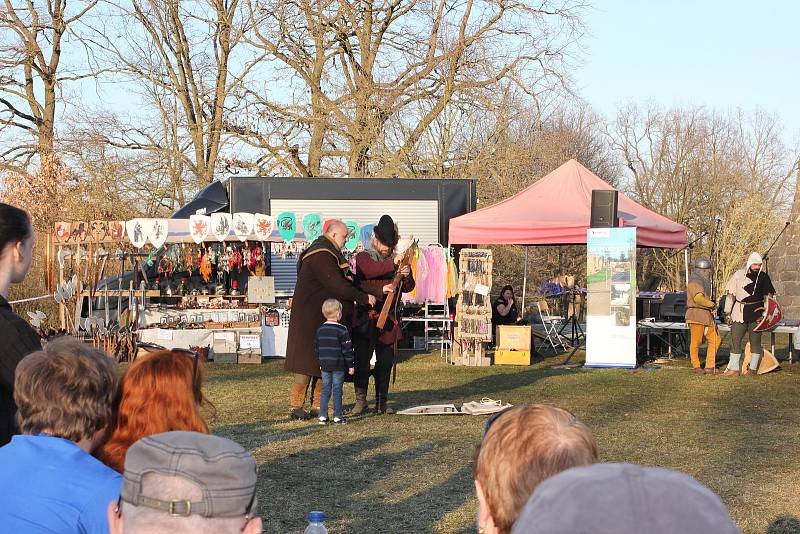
97 349 212 473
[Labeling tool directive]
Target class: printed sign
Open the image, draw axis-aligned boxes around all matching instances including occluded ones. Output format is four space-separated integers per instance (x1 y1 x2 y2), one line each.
247 275 275 304
239 334 261 350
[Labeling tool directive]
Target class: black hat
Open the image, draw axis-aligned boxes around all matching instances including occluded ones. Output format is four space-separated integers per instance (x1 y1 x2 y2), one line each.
374 214 399 247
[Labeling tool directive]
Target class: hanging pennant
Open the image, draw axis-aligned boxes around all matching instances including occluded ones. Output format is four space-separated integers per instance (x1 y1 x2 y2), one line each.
70 222 89 243
53 222 72 244
90 220 109 242
126 219 148 249
189 214 211 244
233 213 255 241
211 213 232 241
344 220 360 251
277 212 297 242
109 221 125 241
302 213 323 243
360 223 375 251
254 213 274 241
148 219 169 248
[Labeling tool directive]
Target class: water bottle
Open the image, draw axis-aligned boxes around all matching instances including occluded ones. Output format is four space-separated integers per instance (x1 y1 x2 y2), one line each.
304 511 328 534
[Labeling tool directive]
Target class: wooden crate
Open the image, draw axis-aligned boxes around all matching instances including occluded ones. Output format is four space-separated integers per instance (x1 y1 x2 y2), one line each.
237 352 262 364
494 349 531 366
497 325 531 351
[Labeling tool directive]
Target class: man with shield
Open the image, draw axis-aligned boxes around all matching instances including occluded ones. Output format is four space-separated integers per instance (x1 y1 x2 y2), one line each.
723 252 776 376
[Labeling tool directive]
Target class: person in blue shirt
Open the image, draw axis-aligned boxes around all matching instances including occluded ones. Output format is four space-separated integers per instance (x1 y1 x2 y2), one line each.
0 337 121 533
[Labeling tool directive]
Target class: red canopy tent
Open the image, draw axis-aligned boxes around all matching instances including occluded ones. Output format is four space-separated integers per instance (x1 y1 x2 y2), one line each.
449 159 688 248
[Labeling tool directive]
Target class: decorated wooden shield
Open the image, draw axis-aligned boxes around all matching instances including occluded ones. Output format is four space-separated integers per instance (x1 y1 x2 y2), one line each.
211 213 232 241
754 295 783 332
70 222 88 243
344 220 360 251
147 219 169 248
302 213 323 243
277 212 296 242
54 222 72 244
126 219 148 248
189 214 211 244
90 220 109 242
254 213 274 241
233 213 255 241
109 221 125 241
360 223 375 250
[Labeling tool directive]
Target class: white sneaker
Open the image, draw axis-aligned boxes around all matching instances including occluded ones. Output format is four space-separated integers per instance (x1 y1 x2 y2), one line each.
318 416 328 425
333 417 347 425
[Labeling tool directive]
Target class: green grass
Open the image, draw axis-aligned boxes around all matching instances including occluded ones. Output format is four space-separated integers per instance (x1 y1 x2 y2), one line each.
204 350 800 534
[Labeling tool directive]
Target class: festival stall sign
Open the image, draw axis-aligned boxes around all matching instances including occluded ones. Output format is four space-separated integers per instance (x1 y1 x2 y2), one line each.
584 227 637 368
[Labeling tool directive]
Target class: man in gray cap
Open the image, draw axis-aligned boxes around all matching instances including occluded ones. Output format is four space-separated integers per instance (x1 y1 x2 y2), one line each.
107 431 262 534
685 257 720 374
511 463 741 534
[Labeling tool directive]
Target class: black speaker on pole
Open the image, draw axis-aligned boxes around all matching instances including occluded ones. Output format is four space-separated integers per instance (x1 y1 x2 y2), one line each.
590 190 619 228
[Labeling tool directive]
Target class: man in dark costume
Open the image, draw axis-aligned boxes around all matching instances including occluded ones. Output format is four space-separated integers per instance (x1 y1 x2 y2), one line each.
284 220 377 420
351 215 415 414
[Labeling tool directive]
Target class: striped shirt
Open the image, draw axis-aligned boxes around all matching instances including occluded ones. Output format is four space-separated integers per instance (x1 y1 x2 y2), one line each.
315 321 354 372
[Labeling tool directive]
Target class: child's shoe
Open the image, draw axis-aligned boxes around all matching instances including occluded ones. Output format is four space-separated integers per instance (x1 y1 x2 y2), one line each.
333 417 347 425
318 416 329 425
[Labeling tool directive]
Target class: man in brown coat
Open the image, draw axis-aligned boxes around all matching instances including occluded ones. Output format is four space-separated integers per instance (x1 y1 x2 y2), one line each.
285 220 377 420
685 257 719 374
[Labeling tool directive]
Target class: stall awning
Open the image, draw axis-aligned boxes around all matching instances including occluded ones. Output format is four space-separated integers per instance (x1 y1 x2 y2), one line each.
448 159 688 249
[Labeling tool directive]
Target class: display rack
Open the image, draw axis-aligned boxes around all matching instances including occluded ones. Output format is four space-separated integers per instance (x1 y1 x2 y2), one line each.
453 248 493 366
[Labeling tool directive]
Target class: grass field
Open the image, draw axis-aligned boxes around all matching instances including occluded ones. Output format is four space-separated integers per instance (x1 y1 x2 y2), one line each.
204 350 800 534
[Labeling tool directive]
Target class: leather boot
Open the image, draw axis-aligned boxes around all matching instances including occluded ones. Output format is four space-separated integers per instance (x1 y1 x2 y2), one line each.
289 383 310 420
309 377 323 417
350 388 368 415
375 372 394 414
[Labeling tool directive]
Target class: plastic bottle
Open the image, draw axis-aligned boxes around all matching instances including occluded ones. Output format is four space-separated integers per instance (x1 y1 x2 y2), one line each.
304 511 328 534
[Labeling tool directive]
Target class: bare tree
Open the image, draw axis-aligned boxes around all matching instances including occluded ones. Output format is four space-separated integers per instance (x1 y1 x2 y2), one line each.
0 0 99 172
236 0 587 177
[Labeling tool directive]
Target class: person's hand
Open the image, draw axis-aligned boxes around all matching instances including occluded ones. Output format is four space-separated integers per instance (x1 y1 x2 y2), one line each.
399 265 411 276
367 294 377 307
348 367 354 375
383 284 395 294
394 251 406 266
507 297 514 307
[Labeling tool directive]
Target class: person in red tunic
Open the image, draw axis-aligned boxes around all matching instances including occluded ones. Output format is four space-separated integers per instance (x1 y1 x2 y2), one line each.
351 215 415 414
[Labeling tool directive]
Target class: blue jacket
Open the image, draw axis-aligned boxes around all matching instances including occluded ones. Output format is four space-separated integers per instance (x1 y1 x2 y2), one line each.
315 321 355 372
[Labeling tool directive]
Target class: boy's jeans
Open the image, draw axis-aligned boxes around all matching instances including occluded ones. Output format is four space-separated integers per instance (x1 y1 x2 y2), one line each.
320 370 346 419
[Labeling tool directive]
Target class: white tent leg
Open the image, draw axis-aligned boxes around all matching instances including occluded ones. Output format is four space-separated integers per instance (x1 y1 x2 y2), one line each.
522 246 528 315
684 248 689 288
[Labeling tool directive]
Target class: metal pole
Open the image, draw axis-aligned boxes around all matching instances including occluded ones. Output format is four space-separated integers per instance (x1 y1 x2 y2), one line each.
684 248 689 289
522 246 529 315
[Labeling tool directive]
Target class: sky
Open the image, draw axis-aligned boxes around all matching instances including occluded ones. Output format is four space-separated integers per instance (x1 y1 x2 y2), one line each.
572 1 800 145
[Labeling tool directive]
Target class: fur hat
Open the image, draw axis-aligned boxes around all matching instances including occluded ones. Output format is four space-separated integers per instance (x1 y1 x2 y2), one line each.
374 215 399 247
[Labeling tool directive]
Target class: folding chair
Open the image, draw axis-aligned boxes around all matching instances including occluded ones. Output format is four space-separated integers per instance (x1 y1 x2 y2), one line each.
537 300 567 353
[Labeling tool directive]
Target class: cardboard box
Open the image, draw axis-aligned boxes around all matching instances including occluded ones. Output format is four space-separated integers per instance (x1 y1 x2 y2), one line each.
494 349 531 366
497 325 531 351
237 352 262 364
212 331 237 363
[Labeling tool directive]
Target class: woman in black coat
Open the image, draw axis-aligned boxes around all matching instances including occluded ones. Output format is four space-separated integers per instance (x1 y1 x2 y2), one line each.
0 204 42 446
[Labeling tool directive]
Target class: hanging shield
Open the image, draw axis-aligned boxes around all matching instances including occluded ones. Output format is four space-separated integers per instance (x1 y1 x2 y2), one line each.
211 213 232 241
90 220 109 242
254 213 274 241
126 219 148 249
360 223 375 251
277 212 297 242
54 222 72 244
754 295 782 332
743 343 781 374
148 219 169 248
233 213 255 241
109 221 125 241
190 214 211 244
70 222 89 243
302 213 322 243
344 220 360 251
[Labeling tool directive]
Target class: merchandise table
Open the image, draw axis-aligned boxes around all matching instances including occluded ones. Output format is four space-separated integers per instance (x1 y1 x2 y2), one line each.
138 325 288 358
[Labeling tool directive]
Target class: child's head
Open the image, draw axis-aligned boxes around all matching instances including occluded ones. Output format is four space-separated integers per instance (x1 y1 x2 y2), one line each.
322 299 342 321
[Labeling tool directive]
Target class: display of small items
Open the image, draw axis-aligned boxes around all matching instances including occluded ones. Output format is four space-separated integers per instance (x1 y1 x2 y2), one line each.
453 249 493 366
148 241 270 296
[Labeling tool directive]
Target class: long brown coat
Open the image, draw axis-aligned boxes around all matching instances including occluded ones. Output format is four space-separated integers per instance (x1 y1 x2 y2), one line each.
284 246 374 377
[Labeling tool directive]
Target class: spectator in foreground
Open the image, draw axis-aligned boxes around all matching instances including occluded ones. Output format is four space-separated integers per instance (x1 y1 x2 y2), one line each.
0 203 42 446
511 463 741 534
97 348 212 473
108 431 262 534
473 404 599 534
315 298 355 425
0 338 120 533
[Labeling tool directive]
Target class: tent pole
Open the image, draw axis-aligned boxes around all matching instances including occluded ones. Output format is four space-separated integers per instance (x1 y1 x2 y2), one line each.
684 248 689 289
522 246 528 315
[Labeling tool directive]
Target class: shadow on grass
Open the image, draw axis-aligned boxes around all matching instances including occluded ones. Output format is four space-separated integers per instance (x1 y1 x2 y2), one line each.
254 435 474 533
